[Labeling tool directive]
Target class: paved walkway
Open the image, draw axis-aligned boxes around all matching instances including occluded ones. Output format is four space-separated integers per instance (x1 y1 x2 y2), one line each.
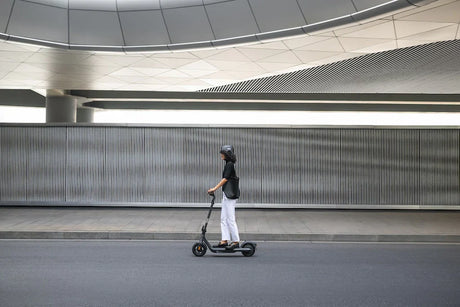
0 207 459 242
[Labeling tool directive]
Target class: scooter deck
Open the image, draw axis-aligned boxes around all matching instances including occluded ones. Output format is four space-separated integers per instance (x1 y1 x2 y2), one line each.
211 247 252 253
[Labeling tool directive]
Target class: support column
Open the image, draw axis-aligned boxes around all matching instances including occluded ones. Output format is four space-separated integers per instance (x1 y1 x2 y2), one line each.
77 107 94 123
46 94 77 123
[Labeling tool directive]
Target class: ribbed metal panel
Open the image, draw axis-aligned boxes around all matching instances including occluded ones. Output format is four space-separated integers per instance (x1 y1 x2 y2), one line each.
340 129 382 205
419 130 460 205
299 129 342 204
0 127 28 200
0 127 1 201
26 128 66 201
236 128 268 204
0 126 459 207
66 127 106 202
259 129 287 204
181 128 223 203
379 129 420 205
104 127 145 202
145 128 185 203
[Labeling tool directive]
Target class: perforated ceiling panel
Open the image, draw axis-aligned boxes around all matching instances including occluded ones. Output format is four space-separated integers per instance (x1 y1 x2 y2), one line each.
201 39 460 93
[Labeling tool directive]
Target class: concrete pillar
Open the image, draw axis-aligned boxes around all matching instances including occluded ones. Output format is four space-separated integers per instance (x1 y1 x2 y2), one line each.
46 95 77 123
77 107 94 123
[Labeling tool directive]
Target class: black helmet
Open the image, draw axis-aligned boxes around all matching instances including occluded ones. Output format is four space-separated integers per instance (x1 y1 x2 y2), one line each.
220 145 236 162
220 145 234 155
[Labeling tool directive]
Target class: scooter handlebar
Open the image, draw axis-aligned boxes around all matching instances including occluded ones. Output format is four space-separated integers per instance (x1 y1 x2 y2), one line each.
208 192 216 205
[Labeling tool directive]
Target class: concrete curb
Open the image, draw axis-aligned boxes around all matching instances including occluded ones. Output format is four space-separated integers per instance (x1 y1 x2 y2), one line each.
1 231 460 243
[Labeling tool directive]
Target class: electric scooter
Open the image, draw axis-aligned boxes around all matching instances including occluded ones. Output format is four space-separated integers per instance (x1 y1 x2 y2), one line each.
192 193 257 257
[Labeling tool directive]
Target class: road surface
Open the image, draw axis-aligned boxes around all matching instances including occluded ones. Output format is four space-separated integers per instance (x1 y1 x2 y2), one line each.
0 240 459 306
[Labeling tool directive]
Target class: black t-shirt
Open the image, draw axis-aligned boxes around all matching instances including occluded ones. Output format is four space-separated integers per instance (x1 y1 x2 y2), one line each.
222 161 236 180
222 161 239 199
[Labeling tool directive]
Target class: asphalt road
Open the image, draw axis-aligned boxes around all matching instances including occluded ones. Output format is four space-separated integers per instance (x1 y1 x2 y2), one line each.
0 240 459 307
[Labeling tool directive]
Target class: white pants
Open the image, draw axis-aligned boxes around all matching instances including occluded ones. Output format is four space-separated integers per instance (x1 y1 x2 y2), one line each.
221 193 240 242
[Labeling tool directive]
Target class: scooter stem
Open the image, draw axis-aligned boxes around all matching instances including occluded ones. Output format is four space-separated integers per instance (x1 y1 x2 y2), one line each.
202 193 216 234
209 192 216 203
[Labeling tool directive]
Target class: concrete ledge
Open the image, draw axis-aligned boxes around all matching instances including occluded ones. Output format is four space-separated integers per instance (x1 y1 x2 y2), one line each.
1 231 460 243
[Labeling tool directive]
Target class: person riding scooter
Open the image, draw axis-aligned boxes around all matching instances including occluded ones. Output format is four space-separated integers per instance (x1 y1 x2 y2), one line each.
207 145 241 250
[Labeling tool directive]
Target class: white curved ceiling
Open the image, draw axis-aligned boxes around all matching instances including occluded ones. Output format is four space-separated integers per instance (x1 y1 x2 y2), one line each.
0 0 431 50
0 0 458 91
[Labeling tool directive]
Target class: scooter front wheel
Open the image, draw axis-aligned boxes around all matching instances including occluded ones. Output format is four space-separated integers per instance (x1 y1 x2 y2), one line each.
192 242 207 257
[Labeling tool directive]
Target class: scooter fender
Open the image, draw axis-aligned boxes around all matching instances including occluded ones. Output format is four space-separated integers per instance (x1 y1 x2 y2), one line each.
241 241 257 248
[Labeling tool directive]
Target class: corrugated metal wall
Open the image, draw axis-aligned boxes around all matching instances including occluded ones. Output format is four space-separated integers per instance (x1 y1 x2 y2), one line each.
0 126 459 208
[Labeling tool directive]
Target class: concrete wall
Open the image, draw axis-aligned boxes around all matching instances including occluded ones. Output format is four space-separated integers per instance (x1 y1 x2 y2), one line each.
0 125 459 208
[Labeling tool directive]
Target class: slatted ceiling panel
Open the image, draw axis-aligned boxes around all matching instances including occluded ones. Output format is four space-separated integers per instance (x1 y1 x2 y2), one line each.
105 127 145 202
26 127 66 201
66 127 106 202
420 130 460 206
201 40 460 94
0 127 28 201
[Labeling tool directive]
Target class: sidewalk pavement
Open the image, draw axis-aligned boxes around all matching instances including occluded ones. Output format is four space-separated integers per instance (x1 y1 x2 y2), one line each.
0 207 459 242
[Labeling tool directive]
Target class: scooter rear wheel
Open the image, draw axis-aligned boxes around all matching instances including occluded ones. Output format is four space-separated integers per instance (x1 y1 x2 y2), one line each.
192 243 207 257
